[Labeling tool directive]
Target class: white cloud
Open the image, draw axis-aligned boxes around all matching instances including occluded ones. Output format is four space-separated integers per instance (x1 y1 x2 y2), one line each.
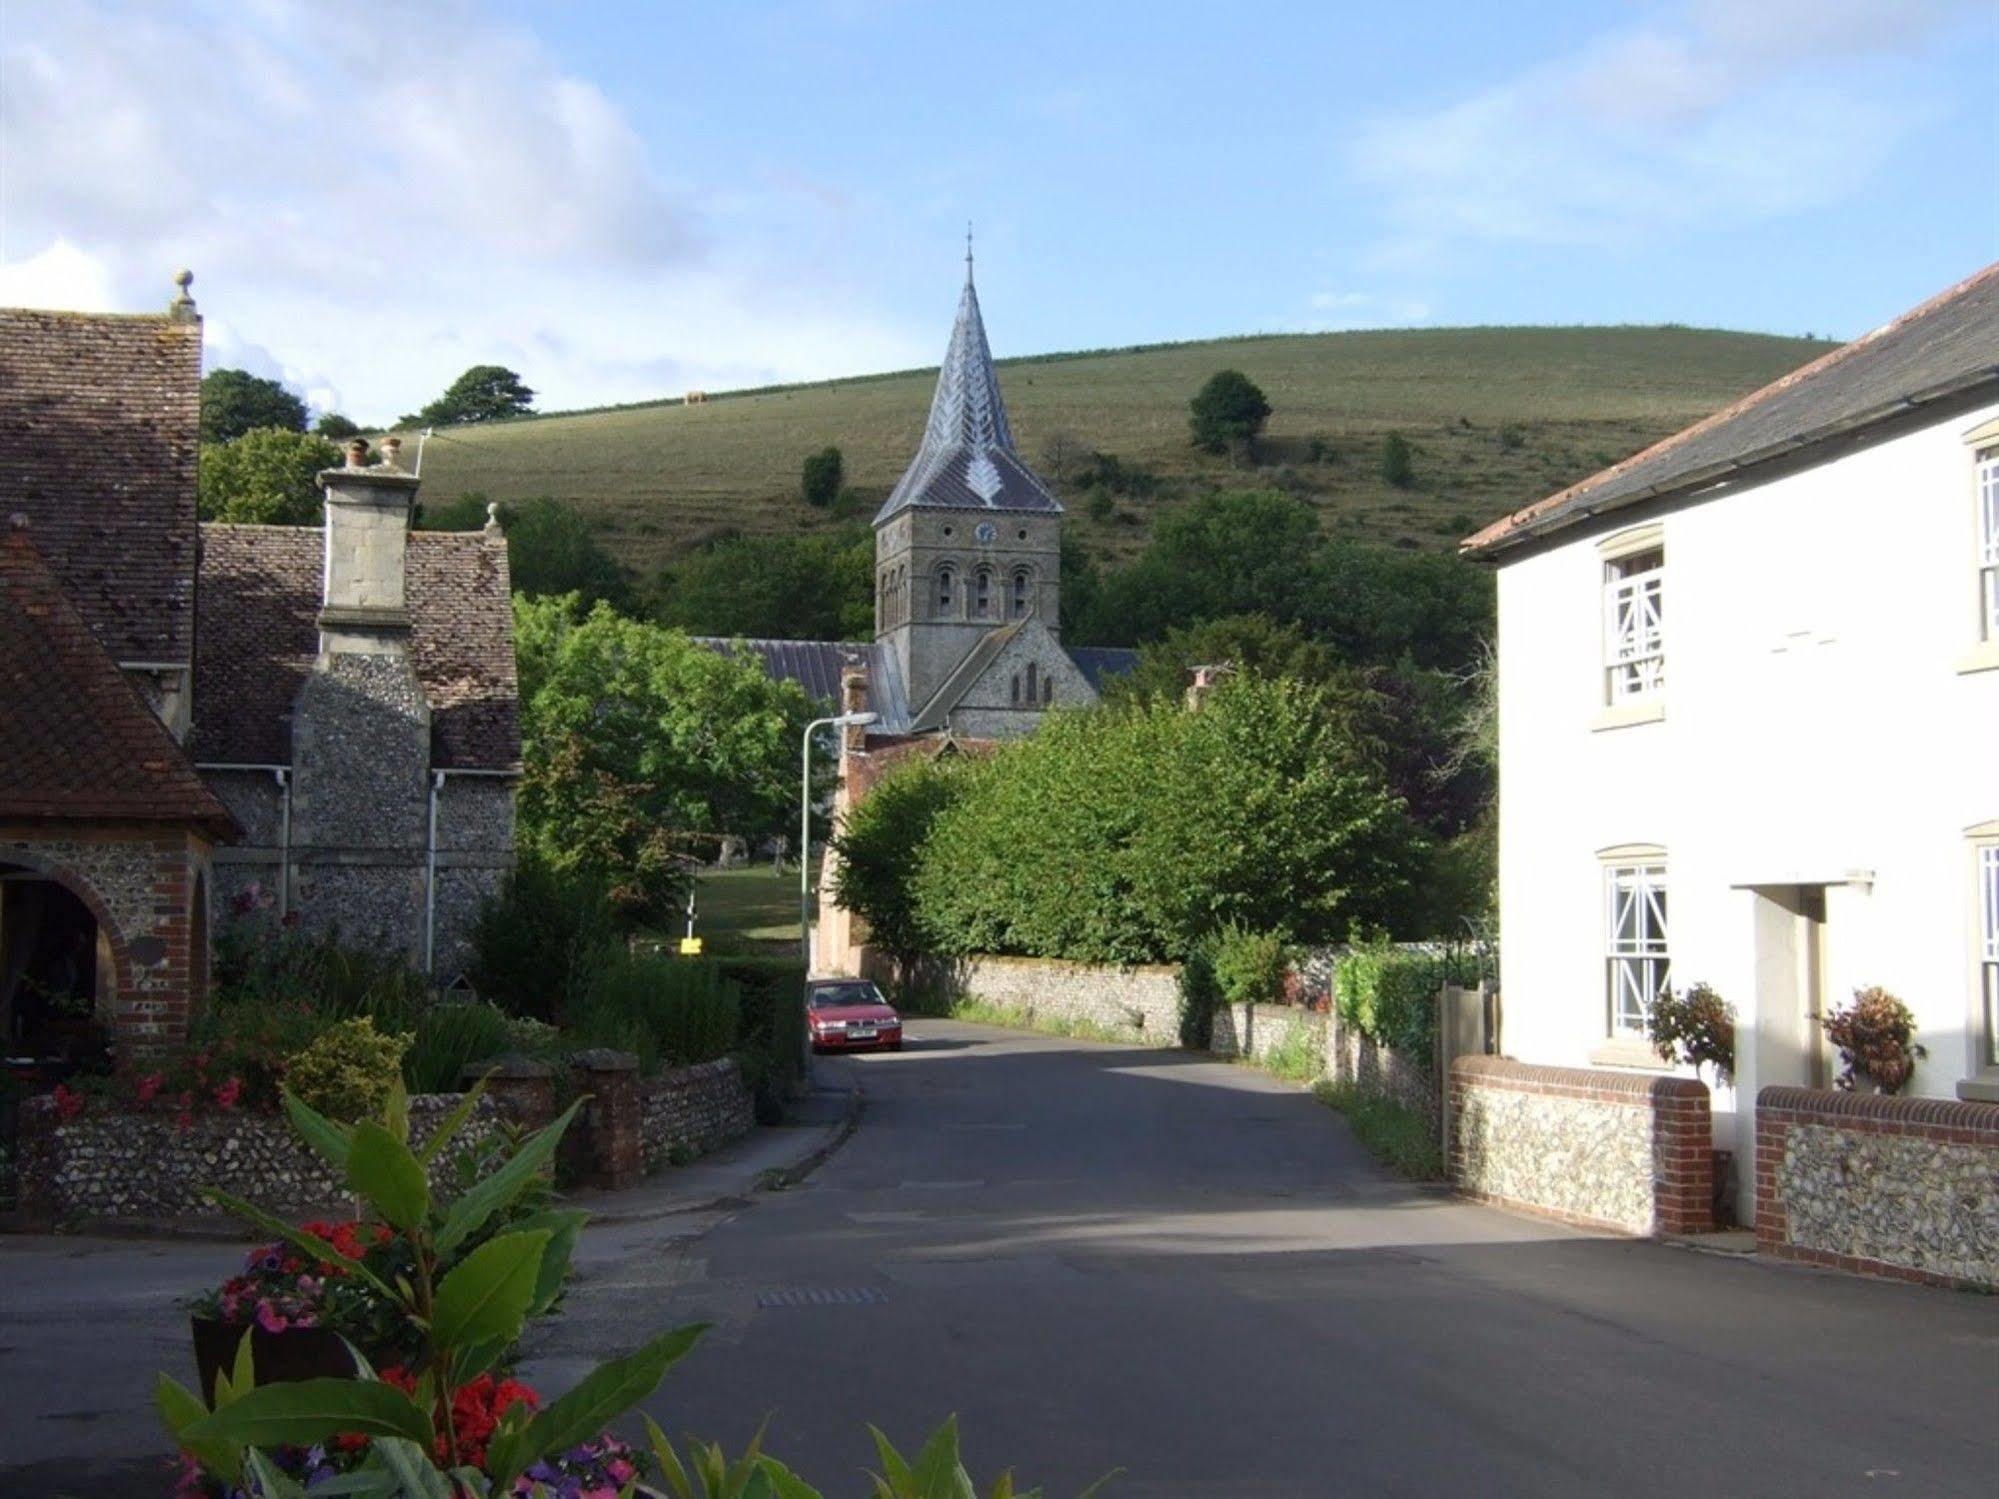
1346 0 1977 265
0 0 926 422
1305 290 1433 328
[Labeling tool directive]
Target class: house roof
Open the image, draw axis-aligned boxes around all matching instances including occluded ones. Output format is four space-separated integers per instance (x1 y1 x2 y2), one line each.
0 306 202 663
0 519 235 835
691 638 914 734
874 267 1062 523
1464 262 1999 556
191 525 521 771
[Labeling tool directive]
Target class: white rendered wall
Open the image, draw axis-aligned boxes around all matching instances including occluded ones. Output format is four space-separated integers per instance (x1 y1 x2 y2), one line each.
1493 402 1999 1218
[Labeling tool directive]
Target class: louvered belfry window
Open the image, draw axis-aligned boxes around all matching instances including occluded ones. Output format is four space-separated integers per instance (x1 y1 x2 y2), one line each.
1605 546 1665 702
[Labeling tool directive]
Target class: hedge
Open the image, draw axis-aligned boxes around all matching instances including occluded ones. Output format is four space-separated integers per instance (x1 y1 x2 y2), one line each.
1332 941 1478 1059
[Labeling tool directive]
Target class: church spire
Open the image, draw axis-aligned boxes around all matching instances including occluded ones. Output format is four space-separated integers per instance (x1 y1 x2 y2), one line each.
873 245 1061 523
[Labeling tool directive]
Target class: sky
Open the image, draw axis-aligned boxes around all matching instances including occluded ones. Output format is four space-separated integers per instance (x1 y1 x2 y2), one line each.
2 0 1994 424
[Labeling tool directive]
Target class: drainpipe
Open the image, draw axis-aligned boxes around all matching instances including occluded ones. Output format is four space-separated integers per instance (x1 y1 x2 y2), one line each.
424 770 444 977
195 763 291 917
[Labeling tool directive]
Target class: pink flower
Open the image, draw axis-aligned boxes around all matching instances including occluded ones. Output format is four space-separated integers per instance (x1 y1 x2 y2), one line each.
134 1072 164 1104
214 1077 244 1110
255 1300 289 1334
607 1458 635 1483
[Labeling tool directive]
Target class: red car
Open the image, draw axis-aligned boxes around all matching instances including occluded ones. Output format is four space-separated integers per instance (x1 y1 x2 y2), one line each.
806 979 903 1052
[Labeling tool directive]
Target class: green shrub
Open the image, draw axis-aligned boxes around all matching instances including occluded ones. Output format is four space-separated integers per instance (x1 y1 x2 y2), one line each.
800 444 843 508
1211 925 1289 1008
718 956 806 1122
1262 1019 1325 1083
403 1002 515 1093
1177 947 1219 1049
283 1017 410 1123
1381 431 1414 487
467 849 618 1023
213 902 428 1035
1647 981 1736 1085
567 953 741 1074
1333 939 1477 1058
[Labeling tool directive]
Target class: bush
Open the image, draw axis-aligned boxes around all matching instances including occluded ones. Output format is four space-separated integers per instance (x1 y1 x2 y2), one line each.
829 756 963 966
284 1017 410 1123
1381 432 1414 487
1647 982 1736 1084
800 445 843 508
1333 939 1477 1059
717 956 806 1122
403 1002 516 1093
1177 948 1219 1049
213 899 429 1035
467 850 618 1023
180 994 330 1112
1189 370 1272 454
1823 986 1926 1094
1211 926 1289 1008
565 954 741 1075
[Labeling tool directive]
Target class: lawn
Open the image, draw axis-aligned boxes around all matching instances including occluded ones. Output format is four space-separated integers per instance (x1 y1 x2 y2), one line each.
406 323 1830 576
689 865 805 957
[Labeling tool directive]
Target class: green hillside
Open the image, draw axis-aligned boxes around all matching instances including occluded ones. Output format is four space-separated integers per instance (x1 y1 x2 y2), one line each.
406 325 1827 575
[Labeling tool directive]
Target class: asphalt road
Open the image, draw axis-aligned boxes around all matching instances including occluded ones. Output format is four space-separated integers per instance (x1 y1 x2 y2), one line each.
5 1020 1995 1495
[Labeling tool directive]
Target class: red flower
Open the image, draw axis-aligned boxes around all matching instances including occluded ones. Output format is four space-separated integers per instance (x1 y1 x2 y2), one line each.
213 1076 244 1110
133 1071 164 1105
363 1368 540 1466
51 1085 85 1121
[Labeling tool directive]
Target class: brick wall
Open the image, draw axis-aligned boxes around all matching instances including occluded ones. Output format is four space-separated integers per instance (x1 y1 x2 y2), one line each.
1450 1056 1713 1237
1754 1086 1999 1289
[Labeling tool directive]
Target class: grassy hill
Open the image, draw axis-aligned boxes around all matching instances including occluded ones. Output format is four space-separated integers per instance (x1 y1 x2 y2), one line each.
406 325 1828 576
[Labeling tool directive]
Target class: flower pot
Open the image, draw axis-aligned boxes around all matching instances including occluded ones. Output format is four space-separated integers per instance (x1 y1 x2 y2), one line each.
191 1316 357 1404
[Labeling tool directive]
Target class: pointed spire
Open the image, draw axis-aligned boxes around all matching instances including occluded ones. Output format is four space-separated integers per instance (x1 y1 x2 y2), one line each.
873 244 1061 524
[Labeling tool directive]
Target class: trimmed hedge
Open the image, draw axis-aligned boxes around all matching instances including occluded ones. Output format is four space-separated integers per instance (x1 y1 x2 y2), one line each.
1332 940 1478 1059
712 956 807 1122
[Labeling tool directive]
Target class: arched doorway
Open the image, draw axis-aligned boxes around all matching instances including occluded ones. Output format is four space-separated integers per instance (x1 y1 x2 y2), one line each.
1 861 115 1070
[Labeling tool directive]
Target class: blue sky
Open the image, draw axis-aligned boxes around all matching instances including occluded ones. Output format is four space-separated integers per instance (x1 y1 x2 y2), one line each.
3 0 1993 420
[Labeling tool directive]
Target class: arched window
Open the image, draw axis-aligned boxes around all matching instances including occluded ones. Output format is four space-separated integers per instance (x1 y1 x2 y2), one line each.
1011 568 1031 619
1010 674 1021 705
936 565 956 618
1042 675 1054 705
1025 662 1037 701
974 567 993 618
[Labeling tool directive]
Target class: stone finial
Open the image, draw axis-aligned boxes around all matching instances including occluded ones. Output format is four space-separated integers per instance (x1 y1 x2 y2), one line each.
168 269 197 322
483 501 504 537
378 435 403 472
344 438 369 469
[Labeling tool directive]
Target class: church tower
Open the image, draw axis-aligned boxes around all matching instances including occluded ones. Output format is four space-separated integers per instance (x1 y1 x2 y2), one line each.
874 248 1064 722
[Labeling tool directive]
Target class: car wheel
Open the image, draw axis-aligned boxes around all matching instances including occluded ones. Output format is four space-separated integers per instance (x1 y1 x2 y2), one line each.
887 1040 903 1052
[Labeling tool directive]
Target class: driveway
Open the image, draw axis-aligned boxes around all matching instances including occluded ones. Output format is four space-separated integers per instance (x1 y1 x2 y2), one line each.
4 1019 1994 1496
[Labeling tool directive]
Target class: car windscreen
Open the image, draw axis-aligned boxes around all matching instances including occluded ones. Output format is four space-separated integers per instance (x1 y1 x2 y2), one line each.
808 985 881 1009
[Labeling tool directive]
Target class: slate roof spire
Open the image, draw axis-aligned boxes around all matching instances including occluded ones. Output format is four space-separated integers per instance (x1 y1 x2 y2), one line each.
874 249 1061 523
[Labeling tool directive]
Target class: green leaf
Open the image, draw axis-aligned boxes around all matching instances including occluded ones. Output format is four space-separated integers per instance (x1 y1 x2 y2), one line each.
347 1119 431 1232
184 1376 434 1451
384 1073 411 1145
868 1426 916 1496
245 1448 310 1497
225 1325 257 1408
416 1074 490 1167
488 1321 708 1486
509 1208 588 1317
1073 1471 1124 1499
908 1416 973 1499
282 1088 354 1169
202 1188 396 1301
432 1228 550 1352
758 1456 827 1499
156 1373 237 1480
371 1435 454 1498
435 1098 583 1255
644 1413 693 1499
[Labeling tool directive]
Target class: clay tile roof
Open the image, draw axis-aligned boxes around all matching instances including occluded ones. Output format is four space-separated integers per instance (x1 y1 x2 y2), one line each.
1464 261 1999 556
0 523 235 834
192 525 521 771
0 308 201 662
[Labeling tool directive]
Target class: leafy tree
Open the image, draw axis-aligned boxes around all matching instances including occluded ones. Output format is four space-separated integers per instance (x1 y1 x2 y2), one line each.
513 595 813 929
196 428 341 525
800 445 844 508
652 528 873 641
1297 537 1493 673
465 847 618 1022
1189 369 1272 455
1104 614 1347 707
200 369 307 444
405 364 535 427
829 756 963 967
313 412 362 440
423 493 631 611
1381 431 1414 487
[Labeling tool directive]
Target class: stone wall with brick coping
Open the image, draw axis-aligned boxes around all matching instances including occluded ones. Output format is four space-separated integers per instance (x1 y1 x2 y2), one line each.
910 955 1182 1046
639 1058 755 1170
1754 1087 1999 1289
1450 1057 1713 1237
1210 1003 1326 1070
1328 1028 1440 1133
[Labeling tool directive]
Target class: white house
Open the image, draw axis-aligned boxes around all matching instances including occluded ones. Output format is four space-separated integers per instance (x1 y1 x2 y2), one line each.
1465 263 1999 1224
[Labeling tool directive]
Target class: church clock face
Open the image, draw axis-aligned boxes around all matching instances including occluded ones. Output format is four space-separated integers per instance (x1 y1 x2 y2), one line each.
975 521 997 544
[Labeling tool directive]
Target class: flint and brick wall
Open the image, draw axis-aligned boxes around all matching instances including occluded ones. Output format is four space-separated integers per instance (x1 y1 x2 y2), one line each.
911 955 1182 1045
1210 1002 1326 1070
639 1058 756 1169
1328 1028 1441 1132
1450 1056 1713 1236
1754 1087 1999 1289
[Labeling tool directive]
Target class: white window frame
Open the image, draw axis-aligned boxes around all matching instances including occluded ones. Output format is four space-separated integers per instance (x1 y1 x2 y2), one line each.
1603 543 1665 705
1977 446 1998 643
1981 842 1999 1068
1605 860 1669 1039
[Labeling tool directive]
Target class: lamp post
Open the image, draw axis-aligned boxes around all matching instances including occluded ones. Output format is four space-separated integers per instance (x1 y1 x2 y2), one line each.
801 711 877 971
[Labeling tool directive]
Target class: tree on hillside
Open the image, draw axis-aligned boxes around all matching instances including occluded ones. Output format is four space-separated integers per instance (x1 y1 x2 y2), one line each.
423 492 632 611
197 428 340 525
1189 370 1271 455
800 446 844 508
651 529 873 641
513 594 814 928
313 412 362 440
200 369 307 444
1381 431 1414 487
405 364 535 427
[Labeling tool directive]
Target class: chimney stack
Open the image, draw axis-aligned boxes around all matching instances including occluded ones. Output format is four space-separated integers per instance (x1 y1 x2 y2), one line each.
1185 662 1235 711
840 663 871 752
316 442 421 655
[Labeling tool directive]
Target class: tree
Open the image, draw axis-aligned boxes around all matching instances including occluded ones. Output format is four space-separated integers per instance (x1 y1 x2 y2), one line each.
197 428 340 525
1188 369 1271 455
800 446 844 508
313 412 361 440
1104 614 1348 707
829 756 962 967
405 364 535 427
1381 431 1414 487
200 369 307 444
651 528 872 641
513 595 814 929
423 493 631 611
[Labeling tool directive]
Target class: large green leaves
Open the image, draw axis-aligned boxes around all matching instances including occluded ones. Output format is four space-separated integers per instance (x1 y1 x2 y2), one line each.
435 1097 583 1255
181 1376 434 1451
508 1207 588 1317
416 1075 490 1167
282 1088 354 1170
486 1322 709 1486
347 1120 430 1232
157 1373 238 1481
432 1229 550 1352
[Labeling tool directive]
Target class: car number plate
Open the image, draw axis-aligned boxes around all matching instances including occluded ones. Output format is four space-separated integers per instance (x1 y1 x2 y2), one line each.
848 1026 877 1039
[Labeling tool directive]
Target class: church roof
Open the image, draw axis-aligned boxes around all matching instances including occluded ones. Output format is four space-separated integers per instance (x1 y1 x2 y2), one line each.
874 264 1062 523
0 519 234 836
691 638 913 734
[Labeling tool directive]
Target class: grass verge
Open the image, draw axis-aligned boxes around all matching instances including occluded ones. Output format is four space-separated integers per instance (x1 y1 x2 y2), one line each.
1314 1079 1445 1181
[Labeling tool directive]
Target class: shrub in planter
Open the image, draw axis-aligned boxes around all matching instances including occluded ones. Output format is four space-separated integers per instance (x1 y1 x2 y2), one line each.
283 1017 410 1123
1823 986 1927 1094
1211 926 1289 1009
1647 982 1736 1085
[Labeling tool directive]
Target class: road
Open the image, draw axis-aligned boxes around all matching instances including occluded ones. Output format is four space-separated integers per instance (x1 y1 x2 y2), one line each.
4 1020 1995 1495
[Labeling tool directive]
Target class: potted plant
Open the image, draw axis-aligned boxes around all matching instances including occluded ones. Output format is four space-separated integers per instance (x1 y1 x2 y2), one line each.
1646 982 1736 1086
185 1221 384 1402
1823 986 1926 1094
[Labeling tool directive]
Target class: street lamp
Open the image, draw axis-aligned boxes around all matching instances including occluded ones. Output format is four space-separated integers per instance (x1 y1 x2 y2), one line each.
801 711 877 970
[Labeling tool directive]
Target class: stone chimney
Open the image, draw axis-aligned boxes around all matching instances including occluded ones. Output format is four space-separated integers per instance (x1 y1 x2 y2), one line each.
840 663 871 753
1185 662 1236 711
316 436 420 655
